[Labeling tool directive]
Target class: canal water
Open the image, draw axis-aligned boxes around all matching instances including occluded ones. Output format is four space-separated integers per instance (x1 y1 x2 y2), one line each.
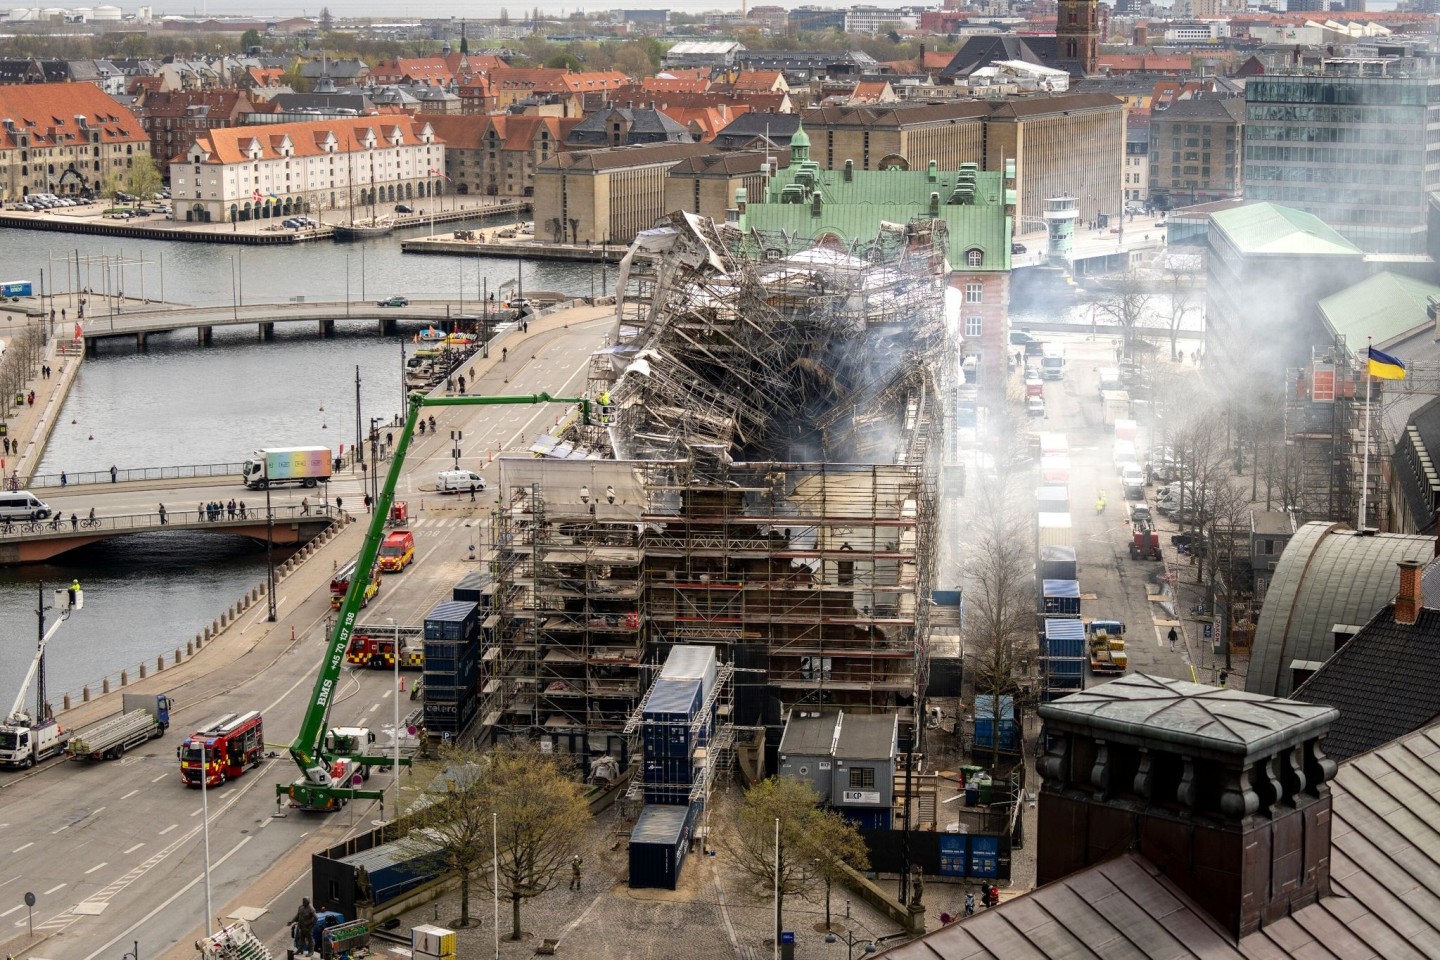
0 222 597 705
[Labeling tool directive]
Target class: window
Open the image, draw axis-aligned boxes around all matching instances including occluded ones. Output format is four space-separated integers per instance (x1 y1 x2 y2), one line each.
965 316 982 337
965 282 983 304
965 248 984 267
849 766 875 789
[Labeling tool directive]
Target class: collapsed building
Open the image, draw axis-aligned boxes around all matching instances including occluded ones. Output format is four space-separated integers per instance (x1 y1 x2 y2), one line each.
474 211 956 781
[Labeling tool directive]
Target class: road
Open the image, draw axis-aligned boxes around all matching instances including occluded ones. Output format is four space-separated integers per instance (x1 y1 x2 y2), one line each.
0 305 616 960
1016 330 1202 685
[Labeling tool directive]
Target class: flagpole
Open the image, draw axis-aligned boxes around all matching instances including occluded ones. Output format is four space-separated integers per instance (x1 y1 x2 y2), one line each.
1360 337 1372 531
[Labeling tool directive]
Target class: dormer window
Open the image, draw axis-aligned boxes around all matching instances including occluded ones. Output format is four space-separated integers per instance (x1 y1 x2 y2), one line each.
966 248 984 268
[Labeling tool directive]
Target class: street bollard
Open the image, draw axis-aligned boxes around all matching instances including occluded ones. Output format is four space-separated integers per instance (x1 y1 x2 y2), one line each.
82 687 89 702
120 670 128 687
156 656 164 672
102 677 110 694
67 693 74 708
187 640 194 656
196 633 204 649
175 648 182 664
138 663 146 679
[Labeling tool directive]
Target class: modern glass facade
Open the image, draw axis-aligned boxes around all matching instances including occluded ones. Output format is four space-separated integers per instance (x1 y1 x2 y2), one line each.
1243 64 1440 254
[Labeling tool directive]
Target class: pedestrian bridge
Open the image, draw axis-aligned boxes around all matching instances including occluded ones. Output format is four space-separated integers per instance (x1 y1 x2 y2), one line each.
76 299 517 353
0 504 338 564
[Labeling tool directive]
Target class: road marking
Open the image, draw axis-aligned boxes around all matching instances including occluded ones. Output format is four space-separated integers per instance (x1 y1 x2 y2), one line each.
151 773 167 783
51 824 68 834
189 807 204 817
368 703 380 713
84 863 107 875
90 806 106 817
80 836 252 960
12 842 33 853
0 905 20 918
123 843 144 854
43 883 66 895
120 789 139 800
158 824 177 835
382 689 392 699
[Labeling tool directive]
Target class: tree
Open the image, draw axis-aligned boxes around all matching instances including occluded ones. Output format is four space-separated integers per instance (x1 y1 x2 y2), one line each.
1153 251 1203 362
125 153 162 206
964 446 1035 771
1088 263 1150 360
721 777 869 944
100 169 126 208
409 741 589 937
240 28 263 51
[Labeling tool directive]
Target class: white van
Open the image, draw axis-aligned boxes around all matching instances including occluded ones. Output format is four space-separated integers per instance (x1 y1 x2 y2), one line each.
436 470 486 495
0 492 51 520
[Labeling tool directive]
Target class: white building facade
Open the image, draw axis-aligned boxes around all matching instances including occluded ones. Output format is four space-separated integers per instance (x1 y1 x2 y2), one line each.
179 116 444 223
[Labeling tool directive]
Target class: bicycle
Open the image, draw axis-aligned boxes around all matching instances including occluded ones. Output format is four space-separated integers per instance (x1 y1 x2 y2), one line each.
80 516 102 529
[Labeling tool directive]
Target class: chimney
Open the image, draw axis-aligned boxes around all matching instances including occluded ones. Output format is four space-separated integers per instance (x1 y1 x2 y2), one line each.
1395 559 1423 626
1037 674 1338 940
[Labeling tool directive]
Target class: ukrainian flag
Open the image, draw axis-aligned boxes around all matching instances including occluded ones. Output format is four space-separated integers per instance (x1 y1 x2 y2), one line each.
1368 346 1407 380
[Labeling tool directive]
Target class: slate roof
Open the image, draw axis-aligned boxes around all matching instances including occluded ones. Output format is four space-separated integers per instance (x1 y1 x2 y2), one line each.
540 142 713 173
1211 202 1363 257
833 712 896 760
1292 605 1440 761
1153 95 1246 124
883 719 1440 960
939 36 1049 79
1247 522 1434 698
711 111 800 150
778 713 838 756
565 107 692 147
1317 271 1440 350
1397 398 1440 537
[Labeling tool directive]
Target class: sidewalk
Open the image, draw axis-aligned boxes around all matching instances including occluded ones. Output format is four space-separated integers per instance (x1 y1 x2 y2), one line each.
1 314 81 483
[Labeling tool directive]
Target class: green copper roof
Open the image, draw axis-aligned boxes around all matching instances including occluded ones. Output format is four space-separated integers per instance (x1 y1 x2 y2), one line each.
1211 202 1362 258
739 162 1011 271
1319 271 1440 349
789 122 810 148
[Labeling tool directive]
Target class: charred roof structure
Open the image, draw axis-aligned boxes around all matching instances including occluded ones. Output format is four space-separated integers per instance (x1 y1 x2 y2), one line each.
476 211 952 783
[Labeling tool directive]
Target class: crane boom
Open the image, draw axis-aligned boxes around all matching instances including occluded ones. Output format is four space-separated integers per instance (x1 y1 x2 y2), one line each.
7 594 68 723
278 390 588 811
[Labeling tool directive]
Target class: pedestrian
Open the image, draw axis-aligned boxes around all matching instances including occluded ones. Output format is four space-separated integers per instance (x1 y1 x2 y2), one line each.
336 497 344 514
291 897 318 956
364 493 373 513
2 438 8 455
110 464 117 483
157 503 167 524
502 347 507 363
198 501 205 521
570 855 583 890
964 891 976 917
238 500 246 519
1168 626 1178 651
60 471 67 487
386 431 393 448
469 482 476 502
60 307 65 322
70 512 77 531
301 496 310 516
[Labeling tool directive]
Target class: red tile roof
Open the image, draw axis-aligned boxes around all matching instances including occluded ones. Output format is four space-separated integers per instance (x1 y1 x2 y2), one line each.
733 70 784 93
0 82 147 149
188 116 439 165
371 57 454 86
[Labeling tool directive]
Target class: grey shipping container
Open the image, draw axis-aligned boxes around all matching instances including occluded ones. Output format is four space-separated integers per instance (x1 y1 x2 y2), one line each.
1040 579 1082 616
452 571 494 608
659 646 718 706
1036 485 1069 513
628 803 697 890
424 600 480 643
1038 545 1077 582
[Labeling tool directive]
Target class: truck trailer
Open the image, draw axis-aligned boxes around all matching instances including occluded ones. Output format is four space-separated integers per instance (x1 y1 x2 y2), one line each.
67 693 172 761
241 446 332 490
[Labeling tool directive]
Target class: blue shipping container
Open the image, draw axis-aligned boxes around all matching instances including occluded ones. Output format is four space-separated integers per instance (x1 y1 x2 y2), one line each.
974 718 1019 753
1042 618 1086 658
0 281 33 298
1040 579 1082 616
452 571 493 607
642 755 695 805
628 803 696 890
642 678 703 760
424 600 480 642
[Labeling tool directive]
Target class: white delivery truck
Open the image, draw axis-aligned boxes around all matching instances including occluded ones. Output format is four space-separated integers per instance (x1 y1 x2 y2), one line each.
241 446 332 490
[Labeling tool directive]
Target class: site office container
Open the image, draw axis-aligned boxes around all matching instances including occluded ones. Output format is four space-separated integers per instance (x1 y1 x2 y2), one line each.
1036 485 1069 514
642 754 698 805
1040 456 1071 484
641 678 703 760
1036 513 1072 548
1041 617 1087 700
628 802 699 890
973 695 1019 753
1040 579 1082 616
452 571 494 608
423 695 477 735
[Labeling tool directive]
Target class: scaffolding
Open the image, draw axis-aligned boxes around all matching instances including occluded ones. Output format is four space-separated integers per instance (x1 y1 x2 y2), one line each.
476 210 949 764
1285 341 1386 526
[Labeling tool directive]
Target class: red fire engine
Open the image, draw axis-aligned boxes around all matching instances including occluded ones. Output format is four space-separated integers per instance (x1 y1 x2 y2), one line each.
346 634 424 670
178 711 264 787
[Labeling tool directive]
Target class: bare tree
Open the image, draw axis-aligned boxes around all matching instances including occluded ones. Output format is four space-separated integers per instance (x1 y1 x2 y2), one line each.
1087 264 1149 360
1153 252 1203 362
721 777 870 943
964 463 1035 771
407 741 590 937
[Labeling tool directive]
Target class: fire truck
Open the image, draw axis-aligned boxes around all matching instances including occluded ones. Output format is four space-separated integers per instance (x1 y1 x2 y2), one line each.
346 633 424 670
179 711 265 787
330 558 380 610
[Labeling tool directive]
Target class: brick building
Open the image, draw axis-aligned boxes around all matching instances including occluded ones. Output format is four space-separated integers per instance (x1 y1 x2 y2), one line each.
532 141 714 244
0 82 149 202
424 113 578 197
1148 96 1245 208
136 89 256 178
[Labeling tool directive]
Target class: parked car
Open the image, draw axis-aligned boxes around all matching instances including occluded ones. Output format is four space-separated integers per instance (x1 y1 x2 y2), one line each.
281 218 300 228
377 295 409 307
1011 242 1027 255
1009 330 1041 347
1026 396 1046 419
394 203 413 214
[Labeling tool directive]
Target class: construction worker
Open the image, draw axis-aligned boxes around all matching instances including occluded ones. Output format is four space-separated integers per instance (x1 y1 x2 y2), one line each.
291 897 317 955
68 578 80 607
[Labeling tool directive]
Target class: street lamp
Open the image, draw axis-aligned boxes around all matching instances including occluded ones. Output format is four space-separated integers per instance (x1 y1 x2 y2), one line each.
450 430 462 470
121 940 139 960
825 931 876 960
